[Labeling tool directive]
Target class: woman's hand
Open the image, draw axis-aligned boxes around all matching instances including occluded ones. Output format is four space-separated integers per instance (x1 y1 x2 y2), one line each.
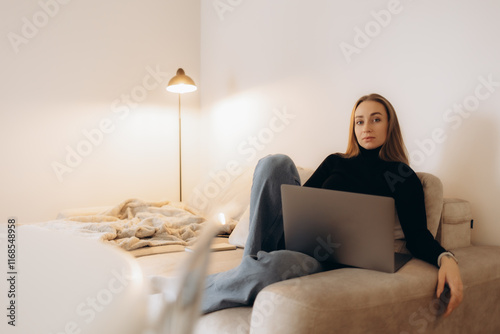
436 256 463 317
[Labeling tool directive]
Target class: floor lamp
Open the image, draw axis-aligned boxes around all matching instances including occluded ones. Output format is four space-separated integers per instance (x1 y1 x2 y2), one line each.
166 68 197 202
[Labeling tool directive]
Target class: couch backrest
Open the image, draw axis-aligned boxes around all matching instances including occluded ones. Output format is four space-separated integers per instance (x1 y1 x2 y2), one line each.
221 166 445 248
416 172 444 238
299 168 444 238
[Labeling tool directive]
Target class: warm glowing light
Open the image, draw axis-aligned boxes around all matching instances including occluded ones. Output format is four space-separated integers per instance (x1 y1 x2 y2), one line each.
218 212 226 225
166 68 197 94
166 83 197 94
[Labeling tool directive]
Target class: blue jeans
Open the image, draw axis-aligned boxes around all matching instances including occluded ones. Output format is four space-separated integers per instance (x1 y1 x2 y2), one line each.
201 155 322 314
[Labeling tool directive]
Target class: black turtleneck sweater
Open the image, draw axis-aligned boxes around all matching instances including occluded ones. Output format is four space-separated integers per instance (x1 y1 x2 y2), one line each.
303 146 446 267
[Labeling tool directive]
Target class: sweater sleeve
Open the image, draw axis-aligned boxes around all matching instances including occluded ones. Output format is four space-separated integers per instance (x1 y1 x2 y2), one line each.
303 154 339 188
392 166 446 266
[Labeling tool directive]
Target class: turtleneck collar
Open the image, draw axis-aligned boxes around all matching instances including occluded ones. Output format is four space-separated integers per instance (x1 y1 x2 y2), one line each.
358 145 382 161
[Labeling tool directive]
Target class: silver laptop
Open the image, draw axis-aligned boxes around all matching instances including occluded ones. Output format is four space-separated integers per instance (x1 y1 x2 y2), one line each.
281 184 412 273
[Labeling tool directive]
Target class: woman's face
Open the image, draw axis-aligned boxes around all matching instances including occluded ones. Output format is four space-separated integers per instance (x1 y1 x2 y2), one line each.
354 100 389 150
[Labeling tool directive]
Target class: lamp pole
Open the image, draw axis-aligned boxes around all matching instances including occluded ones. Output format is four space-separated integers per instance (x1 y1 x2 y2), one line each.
166 68 196 203
178 93 182 202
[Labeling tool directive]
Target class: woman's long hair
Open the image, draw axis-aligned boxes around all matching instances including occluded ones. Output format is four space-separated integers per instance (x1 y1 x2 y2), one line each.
344 93 409 165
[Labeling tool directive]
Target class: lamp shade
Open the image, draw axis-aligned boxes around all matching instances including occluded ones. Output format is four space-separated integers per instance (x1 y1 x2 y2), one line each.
166 68 197 93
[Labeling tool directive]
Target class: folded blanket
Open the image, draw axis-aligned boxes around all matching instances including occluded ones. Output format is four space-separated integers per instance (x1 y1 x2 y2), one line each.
37 199 207 251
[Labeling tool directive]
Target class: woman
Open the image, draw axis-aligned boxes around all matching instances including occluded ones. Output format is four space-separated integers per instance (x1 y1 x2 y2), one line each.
202 93 463 317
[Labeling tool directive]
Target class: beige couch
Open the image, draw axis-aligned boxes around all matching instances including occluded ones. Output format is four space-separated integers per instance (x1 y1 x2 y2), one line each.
130 168 500 333
174 171 500 334
43 163 500 333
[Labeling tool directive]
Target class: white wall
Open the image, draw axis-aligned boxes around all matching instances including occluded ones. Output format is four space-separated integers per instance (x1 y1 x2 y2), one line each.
2 0 498 247
0 0 200 222
199 0 500 246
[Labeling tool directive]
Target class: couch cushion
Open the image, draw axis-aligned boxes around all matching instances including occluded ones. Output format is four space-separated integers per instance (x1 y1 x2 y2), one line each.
437 198 472 249
248 245 500 334
194 307 252 334
229 170 444 249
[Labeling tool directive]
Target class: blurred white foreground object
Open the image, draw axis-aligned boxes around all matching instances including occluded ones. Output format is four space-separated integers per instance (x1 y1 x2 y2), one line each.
7 226 146 334
146 217 222 334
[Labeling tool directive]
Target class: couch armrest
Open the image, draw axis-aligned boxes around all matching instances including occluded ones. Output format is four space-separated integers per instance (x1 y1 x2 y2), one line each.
436 198 472 249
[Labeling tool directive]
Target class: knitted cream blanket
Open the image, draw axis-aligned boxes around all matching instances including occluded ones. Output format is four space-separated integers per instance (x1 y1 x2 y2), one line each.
36 199 206 251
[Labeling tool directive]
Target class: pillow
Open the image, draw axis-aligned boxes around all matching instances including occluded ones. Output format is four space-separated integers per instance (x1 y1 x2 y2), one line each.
416 172 444 238
228 167 315 248
395 172 444 254
228 205 250 248
193 163 255 228
297 166 314 185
